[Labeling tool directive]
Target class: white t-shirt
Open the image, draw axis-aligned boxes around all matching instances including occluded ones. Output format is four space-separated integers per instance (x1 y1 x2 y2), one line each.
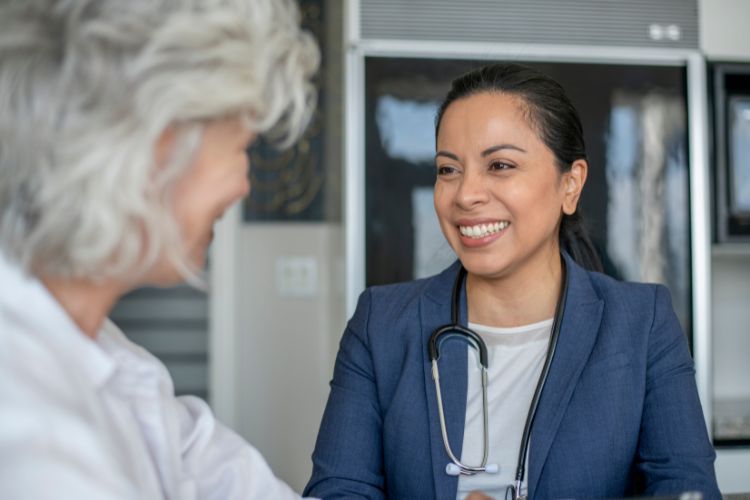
456 319 553 500
0 253 307 500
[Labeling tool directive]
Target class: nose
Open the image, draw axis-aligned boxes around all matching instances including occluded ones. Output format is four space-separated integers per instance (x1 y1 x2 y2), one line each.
455 168 489 209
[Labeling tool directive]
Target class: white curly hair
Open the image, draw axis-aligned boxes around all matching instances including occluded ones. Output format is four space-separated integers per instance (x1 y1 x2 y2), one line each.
0 0 318 281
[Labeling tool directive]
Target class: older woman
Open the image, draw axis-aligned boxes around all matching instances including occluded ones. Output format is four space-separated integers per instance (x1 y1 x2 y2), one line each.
0 0 317 498
305 64 720 499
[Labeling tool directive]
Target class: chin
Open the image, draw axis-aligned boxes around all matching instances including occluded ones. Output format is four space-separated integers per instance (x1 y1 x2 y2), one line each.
190 247 208 271
459 253 514 279
151 260 188 284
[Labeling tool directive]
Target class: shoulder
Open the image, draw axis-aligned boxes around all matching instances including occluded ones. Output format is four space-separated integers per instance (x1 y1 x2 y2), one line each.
570 263 677 341
0 313 81 407
578 265 669 312
353 263 457 320
99 319 160 362
365 275 434 308
98 319 176 393
0 318 120 476
362 261 458 303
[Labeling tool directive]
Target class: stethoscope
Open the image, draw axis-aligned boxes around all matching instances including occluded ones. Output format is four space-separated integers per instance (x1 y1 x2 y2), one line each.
427 258 568 500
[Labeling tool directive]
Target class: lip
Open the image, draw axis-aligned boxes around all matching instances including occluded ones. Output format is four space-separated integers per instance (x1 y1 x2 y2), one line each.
456 218 505 227
455 218 510 248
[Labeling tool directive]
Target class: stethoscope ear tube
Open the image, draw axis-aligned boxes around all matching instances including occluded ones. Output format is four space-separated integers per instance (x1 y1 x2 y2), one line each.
429 325 489 369
428 266 489 368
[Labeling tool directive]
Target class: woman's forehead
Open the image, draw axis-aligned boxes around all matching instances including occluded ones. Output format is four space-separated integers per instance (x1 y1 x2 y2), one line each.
437 93 539 146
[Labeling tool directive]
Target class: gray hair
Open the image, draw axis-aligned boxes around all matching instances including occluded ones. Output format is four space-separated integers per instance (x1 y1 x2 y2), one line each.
0 0 318 281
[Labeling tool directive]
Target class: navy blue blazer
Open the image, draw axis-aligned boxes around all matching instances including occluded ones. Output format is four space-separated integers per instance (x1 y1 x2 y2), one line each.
305 254 720 499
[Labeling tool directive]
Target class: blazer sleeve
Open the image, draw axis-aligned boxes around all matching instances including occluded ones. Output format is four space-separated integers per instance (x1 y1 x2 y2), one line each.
636 285 721 499
303 289 386 499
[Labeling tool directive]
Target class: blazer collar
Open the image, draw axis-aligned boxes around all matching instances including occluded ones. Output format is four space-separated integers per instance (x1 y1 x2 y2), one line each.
527 252 604 496
420 254 604 498
420 260 467 500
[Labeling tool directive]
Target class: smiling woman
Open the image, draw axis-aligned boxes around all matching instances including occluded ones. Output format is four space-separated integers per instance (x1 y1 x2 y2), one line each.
431 72 594 328
0 0 318 498
306 63 720 500
434 92 582 296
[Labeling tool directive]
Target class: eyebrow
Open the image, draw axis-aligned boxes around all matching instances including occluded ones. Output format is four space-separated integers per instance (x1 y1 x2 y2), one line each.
435 150 459 162
480 144 527 156
435 144 527 162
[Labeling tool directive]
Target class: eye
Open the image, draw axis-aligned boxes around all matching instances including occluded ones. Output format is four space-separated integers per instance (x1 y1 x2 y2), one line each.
488 160 514 172
437 165 460 177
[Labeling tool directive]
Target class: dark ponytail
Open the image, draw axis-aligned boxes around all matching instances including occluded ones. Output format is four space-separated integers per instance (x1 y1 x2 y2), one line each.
435 63 603 272
560 213 602 273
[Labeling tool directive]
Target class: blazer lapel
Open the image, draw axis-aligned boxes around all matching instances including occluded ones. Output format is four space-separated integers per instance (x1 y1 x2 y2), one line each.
420 262 469 500
527 254 604 496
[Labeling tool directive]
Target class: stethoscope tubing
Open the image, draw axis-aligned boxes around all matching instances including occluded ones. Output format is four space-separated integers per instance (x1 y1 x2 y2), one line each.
431 358 490 474
428 257 568 498
513 261 568 487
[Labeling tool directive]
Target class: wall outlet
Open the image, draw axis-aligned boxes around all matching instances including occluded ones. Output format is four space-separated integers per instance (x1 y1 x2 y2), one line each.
276 256 318 297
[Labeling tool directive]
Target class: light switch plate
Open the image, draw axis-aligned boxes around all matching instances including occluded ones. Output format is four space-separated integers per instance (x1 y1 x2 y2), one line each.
276 256 318 297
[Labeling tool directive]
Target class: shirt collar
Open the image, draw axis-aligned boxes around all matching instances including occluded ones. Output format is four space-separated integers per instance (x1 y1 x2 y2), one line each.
0 252 116 388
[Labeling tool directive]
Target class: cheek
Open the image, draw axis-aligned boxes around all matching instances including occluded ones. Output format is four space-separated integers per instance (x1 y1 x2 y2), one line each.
433 188 462 248
212 166 250 204
433 182 453 213
214 177 248 216
235 174 251 199
519 183 565 232
433 188 452 228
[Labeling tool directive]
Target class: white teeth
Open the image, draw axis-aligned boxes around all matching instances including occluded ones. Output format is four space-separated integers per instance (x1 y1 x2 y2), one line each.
458 221 510 239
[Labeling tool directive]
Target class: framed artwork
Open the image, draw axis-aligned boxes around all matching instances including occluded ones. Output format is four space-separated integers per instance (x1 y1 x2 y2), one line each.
243 0 326 222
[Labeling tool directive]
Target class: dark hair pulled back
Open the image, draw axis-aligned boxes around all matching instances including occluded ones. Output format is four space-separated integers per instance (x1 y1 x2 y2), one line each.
435 63 602 272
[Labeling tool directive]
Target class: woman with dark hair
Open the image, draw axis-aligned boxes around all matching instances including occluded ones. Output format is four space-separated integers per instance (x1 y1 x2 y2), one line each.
305 63 719 499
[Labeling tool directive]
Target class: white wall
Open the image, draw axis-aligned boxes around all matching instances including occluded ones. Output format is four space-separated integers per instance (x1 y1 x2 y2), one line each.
717 448 750 494
711 253 750 402
700 0 750 61
211 1 346 491
232 223 344 492
711 251 750 493
700 0 750 493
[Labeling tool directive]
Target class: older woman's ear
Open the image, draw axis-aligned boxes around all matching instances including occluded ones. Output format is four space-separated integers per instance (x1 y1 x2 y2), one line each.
562 159 588 215
154 127 177 169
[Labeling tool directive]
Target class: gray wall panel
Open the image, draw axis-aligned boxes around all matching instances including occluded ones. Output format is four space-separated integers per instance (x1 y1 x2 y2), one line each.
361 0 698 48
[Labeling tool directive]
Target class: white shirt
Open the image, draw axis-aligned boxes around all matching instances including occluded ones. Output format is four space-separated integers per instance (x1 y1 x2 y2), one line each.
456 319 553 500
0 254 306 500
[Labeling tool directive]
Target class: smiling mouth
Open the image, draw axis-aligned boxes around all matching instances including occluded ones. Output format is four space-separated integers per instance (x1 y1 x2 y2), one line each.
458 221 510 239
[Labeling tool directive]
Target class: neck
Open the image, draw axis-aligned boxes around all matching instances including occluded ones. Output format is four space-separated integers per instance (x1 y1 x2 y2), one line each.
466 251 563 328
41 275 127 339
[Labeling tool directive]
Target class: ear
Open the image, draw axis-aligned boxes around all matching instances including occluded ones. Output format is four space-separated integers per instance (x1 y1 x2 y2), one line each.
154 126 177 169
561 159 587 215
